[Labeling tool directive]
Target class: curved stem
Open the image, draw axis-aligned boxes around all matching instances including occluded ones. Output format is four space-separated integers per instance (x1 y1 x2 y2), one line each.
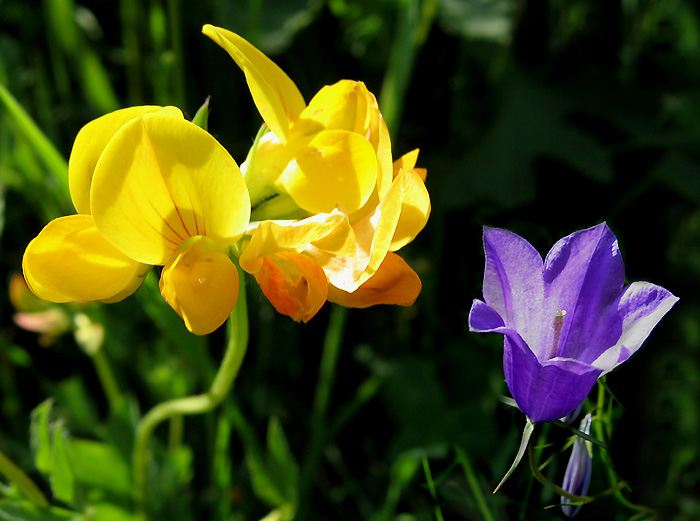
0 448 48 507
133 265 249 519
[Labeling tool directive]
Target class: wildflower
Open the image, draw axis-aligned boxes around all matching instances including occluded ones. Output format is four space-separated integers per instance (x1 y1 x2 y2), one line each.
202 25 430 321
468 223 677 422
561 413 593 516
23 107 250 335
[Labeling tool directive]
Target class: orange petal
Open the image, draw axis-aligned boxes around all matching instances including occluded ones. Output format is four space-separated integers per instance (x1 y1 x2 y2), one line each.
326 252 421 308
254 252 328 322
159 238 239 335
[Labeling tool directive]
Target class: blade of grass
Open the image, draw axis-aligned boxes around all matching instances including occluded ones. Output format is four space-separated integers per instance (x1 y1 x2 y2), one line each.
0 83 69 196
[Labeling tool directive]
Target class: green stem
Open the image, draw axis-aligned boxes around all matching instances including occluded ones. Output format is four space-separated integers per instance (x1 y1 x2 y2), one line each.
454 447 495 521
166 0 185 107
133 265 249 519
300 306 348 504
0 449 49 508
422 457 445 521
90 346 123 409
594 381 656 515
379 0 439 135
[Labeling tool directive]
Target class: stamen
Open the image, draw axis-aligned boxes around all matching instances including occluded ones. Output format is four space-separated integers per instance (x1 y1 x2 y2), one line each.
550 309 566 359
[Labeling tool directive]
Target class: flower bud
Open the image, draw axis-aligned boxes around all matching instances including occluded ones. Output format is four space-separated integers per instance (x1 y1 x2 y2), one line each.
561 412 593 516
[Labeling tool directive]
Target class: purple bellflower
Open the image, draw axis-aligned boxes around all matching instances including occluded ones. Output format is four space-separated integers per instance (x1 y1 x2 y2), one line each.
561 412 594 517
469 223 678 422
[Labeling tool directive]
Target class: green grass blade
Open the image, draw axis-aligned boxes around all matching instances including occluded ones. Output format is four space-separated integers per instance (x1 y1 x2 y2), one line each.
0 83 69 194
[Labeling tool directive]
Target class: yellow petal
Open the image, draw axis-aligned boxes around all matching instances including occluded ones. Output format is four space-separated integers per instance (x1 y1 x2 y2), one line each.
22 214 148 303
311 167 428 292
91 114 250 265
389 169 431 251
373 115 394 200
278 129 377 214
159 238 239 335
240 209 348 274
69 106 182 214
202 24 305 142
393 148 426 182
254 251 328 322
327 252 421 308
293 80 372 137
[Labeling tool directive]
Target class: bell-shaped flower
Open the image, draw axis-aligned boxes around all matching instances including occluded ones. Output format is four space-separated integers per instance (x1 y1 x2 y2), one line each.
468 223 678 422
23 107 251 335
561 413 594 517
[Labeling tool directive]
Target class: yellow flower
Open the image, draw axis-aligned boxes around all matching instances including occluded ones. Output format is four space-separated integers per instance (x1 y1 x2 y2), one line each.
202 25 392 217
239 150 430 322
23 106 250 335
202 25 430 321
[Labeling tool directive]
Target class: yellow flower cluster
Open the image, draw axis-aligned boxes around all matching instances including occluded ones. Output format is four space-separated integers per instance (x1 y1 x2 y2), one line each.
22 26 431 335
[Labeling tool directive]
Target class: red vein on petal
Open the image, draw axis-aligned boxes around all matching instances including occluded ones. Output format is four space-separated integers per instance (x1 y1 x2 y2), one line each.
186 190 200 236
141 119 192 239
147 198 185 243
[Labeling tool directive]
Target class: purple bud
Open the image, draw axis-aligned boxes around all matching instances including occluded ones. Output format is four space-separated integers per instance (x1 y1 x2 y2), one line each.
561 413 593 516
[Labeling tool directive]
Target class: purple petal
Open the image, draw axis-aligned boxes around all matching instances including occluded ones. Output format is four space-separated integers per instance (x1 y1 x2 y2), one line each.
543 223 625 361
503 332 601 422
468 299 505 332
482 227 544 350
591 281 678 372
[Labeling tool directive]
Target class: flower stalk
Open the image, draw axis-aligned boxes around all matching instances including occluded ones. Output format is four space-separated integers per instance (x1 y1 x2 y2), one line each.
133 262 249 519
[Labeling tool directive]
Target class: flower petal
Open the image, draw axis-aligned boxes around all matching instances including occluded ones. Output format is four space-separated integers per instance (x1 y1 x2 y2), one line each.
278 129 378 214
543 223 625 360
159 238 239 335
254 251 328 322
481 227 545 354
388 168 431 251
91 113 250 265
69 106 181 214
468 299 506 332
503 330 601 422
591 281 678 372
240 209 348 274
23 214 148 303
327 252 421 308
293 80 373 137
311 167 426 293
201 24 306 142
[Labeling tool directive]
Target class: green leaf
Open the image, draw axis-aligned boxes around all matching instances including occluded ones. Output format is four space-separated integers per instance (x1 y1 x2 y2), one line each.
0 501 83 521
247 418 299 514
493 418 535 493
85 503 135 521
50 424 76 507
30 401 54 475
439 0 515 44
266 418 299 508
69 440 132 498
191 98 210 130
